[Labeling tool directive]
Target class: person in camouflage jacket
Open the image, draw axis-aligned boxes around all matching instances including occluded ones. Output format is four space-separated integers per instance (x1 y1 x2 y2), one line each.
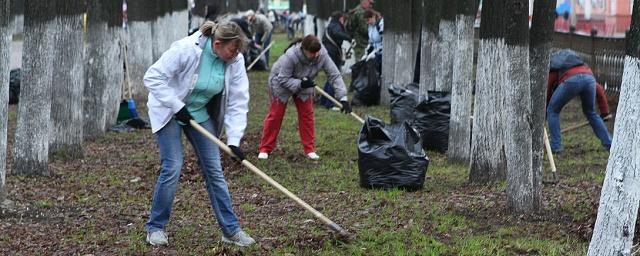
347 0 376 59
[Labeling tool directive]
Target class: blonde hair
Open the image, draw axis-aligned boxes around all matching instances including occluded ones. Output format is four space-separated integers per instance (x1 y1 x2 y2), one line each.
199 21 248 48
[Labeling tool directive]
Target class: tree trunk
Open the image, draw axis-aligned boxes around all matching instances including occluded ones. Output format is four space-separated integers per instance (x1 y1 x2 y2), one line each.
469 0 507 183
171 0 188 43
12 0 56 176
392 1 417 88
10 0 22 35
447 0 478 164
289 0 303 12
529 0 556 211
434 0 456 92
379 0 396 105
127 0 155 101
588 1 640 254
417 0 441 100
503 0 537 213
0 0 10 202
227 0 237 13
84 0 122 139
49 0 85 159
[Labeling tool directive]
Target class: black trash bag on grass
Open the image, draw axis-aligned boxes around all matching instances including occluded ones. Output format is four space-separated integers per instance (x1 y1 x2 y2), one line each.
350 59 380 106
9 69 20 104
389 83 419 125
413 91 451 152
358 117 429 191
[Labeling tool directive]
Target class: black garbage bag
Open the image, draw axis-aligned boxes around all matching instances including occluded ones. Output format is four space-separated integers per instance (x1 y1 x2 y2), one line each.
389 83 419 125
413 91 451 152
358 116 429 191
9 69 20 104
246 44 267 71
350 59 380 106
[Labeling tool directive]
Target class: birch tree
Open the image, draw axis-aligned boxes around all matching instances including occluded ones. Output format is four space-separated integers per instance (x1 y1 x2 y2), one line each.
49 0 85 159
447 0 478 164
528 0 557 210
417 0 441 99
588 0 640 254
469 0 507 183
0 0 11 204
84 0 122 138
503 0 537 213
12 0 56 176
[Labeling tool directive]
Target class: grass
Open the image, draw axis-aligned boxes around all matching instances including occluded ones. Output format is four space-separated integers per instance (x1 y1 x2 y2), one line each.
0 33 616 255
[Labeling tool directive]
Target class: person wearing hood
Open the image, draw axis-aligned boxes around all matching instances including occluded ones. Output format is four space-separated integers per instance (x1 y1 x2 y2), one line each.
546 49 612 154
142 21 255 247
257 35 352 160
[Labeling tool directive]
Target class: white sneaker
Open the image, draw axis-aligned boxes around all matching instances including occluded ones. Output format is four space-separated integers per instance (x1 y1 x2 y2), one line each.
146 230 168 246
307 152 320 160
330 106 340 112
221 230 256 247
258 152 269 159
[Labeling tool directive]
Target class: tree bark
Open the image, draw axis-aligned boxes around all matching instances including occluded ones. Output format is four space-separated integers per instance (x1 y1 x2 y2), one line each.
12 0 56 176
0 0 11 201
392 1 417 88
434 0 456 92
49 0 85 159
379 0 396 105
417 0 441 100
503 0 537 213
84 0 122 139
529 0 557 212
289 0 303 12
127 0 155 101
447 0 478 164
588 0 640 254
469 0 507 183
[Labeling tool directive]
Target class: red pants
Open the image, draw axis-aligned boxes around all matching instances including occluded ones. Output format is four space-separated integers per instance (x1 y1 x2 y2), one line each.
259 96 315 154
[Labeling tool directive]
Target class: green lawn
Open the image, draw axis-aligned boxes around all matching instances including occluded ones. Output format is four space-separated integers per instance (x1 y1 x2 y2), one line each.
0 33 615 255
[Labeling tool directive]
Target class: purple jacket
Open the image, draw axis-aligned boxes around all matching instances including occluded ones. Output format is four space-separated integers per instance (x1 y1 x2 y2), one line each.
268 43 347 102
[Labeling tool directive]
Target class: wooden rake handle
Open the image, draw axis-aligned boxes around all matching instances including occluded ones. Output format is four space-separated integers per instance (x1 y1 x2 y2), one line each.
246 41 275 71
189 120 350 237
543 128 558 177
314 86 365 124
561 114 612 133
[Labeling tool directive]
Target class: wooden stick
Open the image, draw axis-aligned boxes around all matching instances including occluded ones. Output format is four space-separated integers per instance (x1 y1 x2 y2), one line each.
189 120 350 238
543 128 558 180
246 41 275 71
123 42 134 99
314 85 365 124
561 114 612 133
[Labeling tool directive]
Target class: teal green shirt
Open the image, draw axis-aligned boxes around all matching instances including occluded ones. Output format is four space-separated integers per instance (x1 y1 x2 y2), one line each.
185 38 225 123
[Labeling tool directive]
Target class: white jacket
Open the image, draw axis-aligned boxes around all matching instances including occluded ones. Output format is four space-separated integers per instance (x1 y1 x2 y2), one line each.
143 31 250 146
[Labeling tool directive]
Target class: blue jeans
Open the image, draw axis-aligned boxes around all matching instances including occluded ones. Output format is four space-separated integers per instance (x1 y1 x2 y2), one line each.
547 74 612 152
255 31 272 66
146 119 240 237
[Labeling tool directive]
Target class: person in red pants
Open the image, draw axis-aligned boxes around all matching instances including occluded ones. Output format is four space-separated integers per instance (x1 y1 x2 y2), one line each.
258 35 351 160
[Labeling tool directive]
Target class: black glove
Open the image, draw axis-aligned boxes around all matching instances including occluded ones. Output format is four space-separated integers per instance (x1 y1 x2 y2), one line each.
228 145 245 162
600 113 611 122
175 106 194 124
300 77 316 89
340 100 352 114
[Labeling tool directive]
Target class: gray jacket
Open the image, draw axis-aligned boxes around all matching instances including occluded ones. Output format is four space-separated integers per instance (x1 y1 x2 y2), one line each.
268 43 347 103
